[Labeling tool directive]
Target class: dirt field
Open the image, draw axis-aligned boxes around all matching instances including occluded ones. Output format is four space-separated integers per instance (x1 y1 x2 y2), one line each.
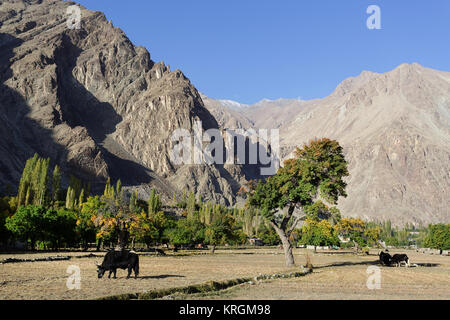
0 249 448 300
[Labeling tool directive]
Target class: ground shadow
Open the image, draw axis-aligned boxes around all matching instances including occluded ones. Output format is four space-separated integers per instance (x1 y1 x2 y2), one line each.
414 263 440 268
313 260 382 269
313 260 441 269
138 275 185 280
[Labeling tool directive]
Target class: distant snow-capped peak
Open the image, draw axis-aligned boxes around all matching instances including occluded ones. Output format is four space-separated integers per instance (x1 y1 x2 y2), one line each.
218 99 249 109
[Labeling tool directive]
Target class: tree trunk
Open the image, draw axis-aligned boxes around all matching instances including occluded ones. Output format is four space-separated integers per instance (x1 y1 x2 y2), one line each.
117 225 129 250
281 237 295 267
275 228 295 267
353 241 359 254
211 244 216 254
131 237 135 250
269 220 295 267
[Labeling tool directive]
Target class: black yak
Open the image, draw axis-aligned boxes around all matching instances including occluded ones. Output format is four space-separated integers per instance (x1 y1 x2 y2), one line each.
379 251 392 266
391 254 410 267
96 249 139 279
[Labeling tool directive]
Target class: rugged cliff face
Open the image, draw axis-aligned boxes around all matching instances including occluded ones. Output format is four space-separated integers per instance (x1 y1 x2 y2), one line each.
0 0 258 204
204 64 450 225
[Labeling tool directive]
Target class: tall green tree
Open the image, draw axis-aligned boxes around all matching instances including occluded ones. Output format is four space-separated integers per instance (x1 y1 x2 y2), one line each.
17 154 38 206
37 158 50 206
424 224 450 251
77 196 104 250
148 189 162 216
65 186 76 210
186 192 196 219
247 138 349 266
52 165 61 203
17 155 51 207
204 213 239 254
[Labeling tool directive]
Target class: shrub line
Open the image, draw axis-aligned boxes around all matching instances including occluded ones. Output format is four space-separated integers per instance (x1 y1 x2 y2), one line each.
0 253 103 264
97 268 313 300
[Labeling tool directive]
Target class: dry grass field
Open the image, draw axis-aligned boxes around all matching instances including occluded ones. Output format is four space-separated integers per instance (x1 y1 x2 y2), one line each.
0 248 448 300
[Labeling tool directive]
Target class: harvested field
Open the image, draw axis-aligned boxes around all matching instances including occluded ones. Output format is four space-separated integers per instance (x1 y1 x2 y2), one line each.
0 249 448 300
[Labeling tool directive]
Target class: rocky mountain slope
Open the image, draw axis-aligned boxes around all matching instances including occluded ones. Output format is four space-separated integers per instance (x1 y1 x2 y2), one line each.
204 64 450 225
0 0 260 204
1 1 448 225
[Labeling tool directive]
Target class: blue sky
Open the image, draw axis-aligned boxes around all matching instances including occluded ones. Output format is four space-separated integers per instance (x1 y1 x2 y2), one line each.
76 0 450 105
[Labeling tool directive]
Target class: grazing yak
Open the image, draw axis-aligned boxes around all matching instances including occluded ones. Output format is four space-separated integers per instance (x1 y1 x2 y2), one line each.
379 251 392 266
96 249 139 279
391 254 410 267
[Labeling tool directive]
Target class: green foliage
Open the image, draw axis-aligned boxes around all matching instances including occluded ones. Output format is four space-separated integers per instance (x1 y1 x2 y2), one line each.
6 205 46 248
65 186 76 210
168 217 206 246
247 139 349 265
204 213 240 247
42 209 77 249
367 220 429 248
0 196 15 245
51 165 61 203
424 224 450 250
77 196 104 249
17 154 52 207
305 201 341 224
148 189 162 215
256 223 281 246
5 205 77 250
249 138 348 223
186 192 197 219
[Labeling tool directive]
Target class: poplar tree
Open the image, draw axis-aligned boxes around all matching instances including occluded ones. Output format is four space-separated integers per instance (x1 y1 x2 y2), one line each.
30 158 42 205
37 158 50 206
148 189 161 216
116 179 122 199
52 165 61 203
186 192 196 219
18 154 38 206
78 188 85 209
65 187 76 210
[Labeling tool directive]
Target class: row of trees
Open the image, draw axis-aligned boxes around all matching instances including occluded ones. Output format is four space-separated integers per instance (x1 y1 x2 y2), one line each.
0 154 256 251
1 142 449 259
